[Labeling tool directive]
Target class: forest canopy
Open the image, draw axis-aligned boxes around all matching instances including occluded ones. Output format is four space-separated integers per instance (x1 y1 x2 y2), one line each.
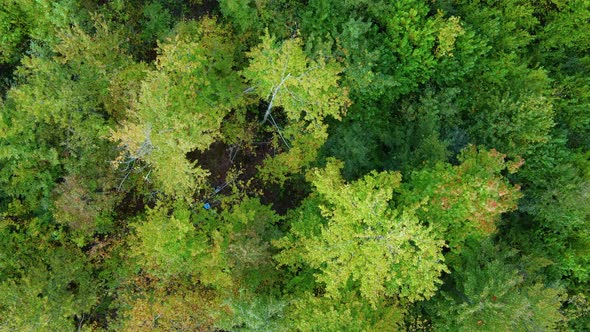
0 0 589 331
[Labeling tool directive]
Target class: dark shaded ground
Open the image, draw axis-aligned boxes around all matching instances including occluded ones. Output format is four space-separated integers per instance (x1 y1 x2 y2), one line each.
260 175 310 215
188 130 308 215
0 62 17 97
186 0 220 20
188 140 270 196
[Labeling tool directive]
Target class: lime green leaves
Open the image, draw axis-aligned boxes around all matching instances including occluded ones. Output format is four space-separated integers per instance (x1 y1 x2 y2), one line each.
129 202 232 288
276 148 522 305
243 32 350 183
243 32 348 126
112 19 243 199
275 159 447 304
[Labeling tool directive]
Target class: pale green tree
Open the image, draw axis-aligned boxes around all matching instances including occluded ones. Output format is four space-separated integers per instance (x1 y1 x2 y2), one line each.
242 32 350 183
111 18 243 199
274 159 447 304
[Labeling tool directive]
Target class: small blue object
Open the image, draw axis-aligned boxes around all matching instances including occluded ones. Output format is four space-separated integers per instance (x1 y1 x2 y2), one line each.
203 202 211 210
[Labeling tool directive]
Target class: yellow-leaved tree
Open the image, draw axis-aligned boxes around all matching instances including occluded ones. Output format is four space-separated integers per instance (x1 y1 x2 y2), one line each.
111 18 243 199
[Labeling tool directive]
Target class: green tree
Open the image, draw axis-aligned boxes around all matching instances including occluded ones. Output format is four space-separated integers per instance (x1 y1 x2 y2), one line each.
129 201 232 288
295 0 458 107
111 18 243 199
534 0 590 149
0 214 99 331
428 239 566 331
275 159 447 304
284 291 404 332
504 140 590 292
0 17 131 217
242 32 350 183
0 0 83 65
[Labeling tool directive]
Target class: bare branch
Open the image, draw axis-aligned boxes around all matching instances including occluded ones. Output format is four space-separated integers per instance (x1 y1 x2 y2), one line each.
261 73 291 124
269 113 291 149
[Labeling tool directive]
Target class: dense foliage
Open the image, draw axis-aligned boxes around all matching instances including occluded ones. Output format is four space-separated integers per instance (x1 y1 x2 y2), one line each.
1 0 589 330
